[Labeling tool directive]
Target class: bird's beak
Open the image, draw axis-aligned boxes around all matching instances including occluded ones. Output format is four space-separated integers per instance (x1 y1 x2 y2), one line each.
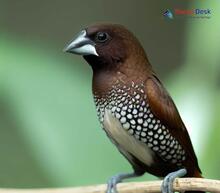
63 30 98 56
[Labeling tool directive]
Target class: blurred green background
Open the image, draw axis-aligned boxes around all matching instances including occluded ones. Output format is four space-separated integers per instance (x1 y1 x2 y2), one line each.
0 0 219 188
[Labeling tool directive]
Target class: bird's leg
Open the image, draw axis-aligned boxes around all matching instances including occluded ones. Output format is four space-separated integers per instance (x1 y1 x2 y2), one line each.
161 168 187 193
106 171 143 193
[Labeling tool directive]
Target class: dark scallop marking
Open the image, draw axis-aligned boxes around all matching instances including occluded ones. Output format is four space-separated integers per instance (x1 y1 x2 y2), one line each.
94 82 187 165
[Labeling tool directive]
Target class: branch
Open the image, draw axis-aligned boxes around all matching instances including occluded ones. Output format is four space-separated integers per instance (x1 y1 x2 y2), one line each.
0 178 219 193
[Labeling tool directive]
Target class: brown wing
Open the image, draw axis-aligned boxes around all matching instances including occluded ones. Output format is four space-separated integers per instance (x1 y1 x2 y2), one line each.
145 74 201 174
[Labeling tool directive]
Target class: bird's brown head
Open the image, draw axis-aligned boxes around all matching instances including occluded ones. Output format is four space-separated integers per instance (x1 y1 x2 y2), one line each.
64 23 151 75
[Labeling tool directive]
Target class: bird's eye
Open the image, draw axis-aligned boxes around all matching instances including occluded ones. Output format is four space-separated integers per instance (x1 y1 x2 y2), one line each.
96 32 109 43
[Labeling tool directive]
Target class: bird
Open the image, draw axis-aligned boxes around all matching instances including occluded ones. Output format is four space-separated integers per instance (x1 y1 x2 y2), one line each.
63 23 203 193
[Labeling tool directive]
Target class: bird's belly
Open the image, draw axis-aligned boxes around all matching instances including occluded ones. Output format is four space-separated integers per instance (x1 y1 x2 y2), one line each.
103 109 155 166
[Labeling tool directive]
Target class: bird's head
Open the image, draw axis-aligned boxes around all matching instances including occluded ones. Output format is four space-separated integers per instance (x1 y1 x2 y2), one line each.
64 23 150 73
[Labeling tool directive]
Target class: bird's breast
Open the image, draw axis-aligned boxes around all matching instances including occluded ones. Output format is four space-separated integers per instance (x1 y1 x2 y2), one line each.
93 82 186 167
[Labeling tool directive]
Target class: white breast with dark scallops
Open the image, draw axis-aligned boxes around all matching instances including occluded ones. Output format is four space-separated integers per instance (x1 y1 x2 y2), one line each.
94 82 186 166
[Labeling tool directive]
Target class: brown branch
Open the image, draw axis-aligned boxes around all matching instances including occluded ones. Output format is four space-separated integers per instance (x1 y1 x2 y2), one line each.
0 178 219 193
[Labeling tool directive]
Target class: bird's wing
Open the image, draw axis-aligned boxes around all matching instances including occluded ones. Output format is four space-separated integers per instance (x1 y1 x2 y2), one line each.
145 74 201 172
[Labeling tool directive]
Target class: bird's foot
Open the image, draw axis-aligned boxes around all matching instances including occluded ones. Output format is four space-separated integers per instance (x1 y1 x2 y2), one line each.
106 174 121 193
161 168 187 193
106 172 142 193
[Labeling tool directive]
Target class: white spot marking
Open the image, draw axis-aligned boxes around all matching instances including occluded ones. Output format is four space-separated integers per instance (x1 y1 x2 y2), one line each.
130 119 136 125
153 140 158 145
135 94 140 99
122 106 127 111
141 132 146 137
143 121 148 127
149 124 153 129
161 140 166 145
149 113 154 118
132 109 138 115
121 111 126 116
127 114 132 119
148 131 153 136
123 122 130 129
111 107 116 112
120 117 126 124
137 118 143 124
153 146 159 151
147 118 152 123
116 113 121 119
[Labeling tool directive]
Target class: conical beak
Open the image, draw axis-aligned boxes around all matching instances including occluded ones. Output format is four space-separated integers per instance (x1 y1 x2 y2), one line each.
63 30 98 56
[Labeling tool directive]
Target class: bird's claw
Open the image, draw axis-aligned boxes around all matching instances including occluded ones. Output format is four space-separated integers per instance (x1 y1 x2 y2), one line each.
161 168 187 193
106 175 121 193
106 172 142 193
161 172 175 193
